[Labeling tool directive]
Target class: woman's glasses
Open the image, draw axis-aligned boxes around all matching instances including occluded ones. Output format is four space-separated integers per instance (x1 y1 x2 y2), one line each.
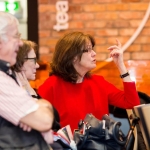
82 45 94 53
24 57 37 64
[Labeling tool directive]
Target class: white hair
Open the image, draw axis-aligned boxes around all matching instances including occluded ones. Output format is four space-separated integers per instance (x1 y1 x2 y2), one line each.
0 11 19 42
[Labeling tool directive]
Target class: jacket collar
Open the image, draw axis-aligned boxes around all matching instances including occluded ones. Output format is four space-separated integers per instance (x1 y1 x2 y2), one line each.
0 59 12 74
0 59 19 84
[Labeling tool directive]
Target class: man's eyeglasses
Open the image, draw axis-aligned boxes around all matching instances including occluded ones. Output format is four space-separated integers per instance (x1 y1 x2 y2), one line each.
82 45 94 53
24 57 37 64
12 33 21 39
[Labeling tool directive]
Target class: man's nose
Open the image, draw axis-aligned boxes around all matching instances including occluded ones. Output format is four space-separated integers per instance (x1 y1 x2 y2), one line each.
19 39 23 46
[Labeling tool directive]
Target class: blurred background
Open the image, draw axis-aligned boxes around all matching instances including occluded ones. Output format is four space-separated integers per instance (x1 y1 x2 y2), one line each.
0 0 27 38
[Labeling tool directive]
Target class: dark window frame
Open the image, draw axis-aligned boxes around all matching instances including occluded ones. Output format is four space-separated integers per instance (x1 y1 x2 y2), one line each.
27 0 39 59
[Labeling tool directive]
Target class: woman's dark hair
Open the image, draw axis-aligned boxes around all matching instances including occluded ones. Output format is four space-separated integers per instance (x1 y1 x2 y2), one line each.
12 39 37 72
50 31 95 83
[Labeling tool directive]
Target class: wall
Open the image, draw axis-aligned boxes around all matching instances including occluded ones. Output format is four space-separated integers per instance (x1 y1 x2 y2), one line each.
38 0 150 63
92 60 150 96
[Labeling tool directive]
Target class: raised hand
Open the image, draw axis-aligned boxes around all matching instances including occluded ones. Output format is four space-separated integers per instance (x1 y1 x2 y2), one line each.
107 39 124 66
41 130 53 144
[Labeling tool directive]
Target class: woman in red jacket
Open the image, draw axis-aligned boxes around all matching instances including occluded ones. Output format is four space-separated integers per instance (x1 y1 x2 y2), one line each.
38 31 140 131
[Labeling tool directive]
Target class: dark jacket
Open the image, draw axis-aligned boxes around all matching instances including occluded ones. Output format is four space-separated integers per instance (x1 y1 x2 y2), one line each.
0 117 50 150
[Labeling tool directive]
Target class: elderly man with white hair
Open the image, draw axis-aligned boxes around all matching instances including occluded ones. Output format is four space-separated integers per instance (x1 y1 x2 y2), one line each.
0 11 54 150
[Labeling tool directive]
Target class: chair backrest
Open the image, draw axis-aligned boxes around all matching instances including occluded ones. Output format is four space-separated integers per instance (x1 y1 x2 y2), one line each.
109 107 134 150
109 91 150 150
134 104 150 150
126 109 138 150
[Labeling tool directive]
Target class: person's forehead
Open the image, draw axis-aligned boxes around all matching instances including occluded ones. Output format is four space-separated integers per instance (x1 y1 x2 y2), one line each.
27 49 36 57
85 40 92 47
7 23 18 35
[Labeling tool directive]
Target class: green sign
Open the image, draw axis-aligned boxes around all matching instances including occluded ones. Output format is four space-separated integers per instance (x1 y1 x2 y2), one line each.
6 1 20 12
0 1 20 12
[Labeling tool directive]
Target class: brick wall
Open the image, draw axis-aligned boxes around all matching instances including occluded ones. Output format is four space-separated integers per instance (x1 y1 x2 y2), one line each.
38 0 150 63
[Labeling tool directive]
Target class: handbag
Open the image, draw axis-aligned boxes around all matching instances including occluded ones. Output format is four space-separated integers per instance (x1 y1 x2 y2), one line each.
74 114 133 150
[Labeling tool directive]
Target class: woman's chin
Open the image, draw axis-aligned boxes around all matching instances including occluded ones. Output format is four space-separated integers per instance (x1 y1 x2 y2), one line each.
29 76 36 81
91 64 96 69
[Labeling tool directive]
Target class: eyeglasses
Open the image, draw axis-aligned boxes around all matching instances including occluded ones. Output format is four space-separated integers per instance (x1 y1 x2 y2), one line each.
82 45 94 53
12 33 21 39
24 57 37 64
7 33 21 40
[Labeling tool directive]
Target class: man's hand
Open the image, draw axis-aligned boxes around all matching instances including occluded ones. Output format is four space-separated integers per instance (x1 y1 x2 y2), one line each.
19 122 54 144
19 122 32 132
42 130 54 144
20 98 54 132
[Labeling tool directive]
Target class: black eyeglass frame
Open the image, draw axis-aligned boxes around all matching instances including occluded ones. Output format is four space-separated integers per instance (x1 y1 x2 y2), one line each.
24 57 37 64
82 45 95 53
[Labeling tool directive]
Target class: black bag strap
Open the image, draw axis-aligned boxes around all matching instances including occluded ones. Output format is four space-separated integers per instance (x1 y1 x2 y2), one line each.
112 121 126 145
78 129 90 150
